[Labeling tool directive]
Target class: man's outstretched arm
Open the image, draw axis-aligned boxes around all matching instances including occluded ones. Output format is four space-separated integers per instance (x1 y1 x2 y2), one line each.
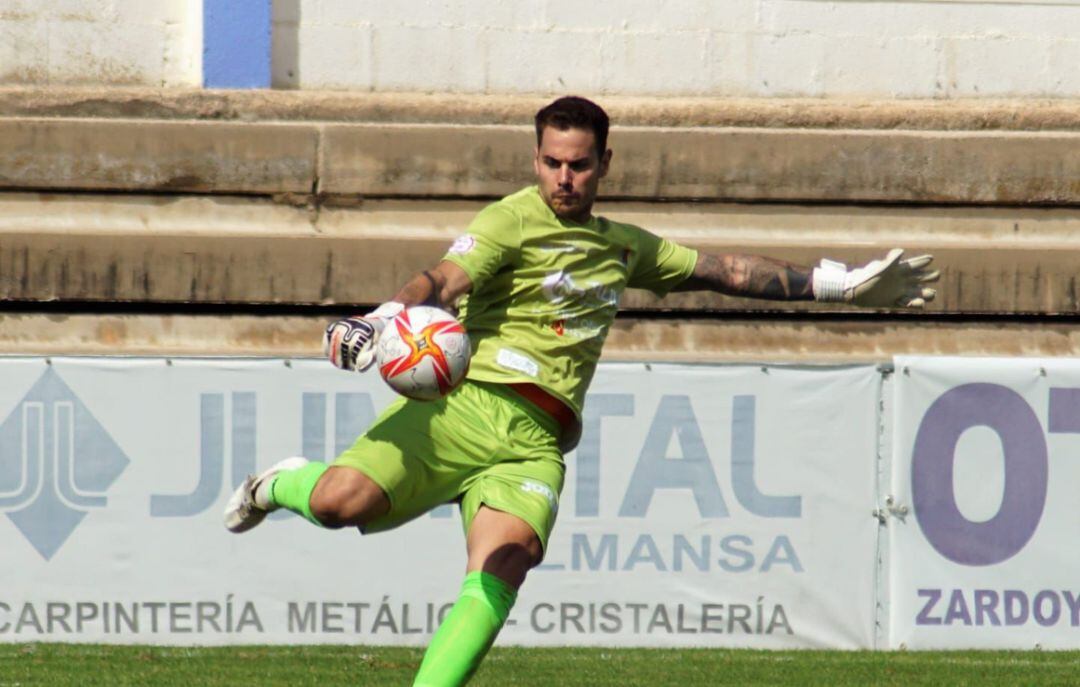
388 260 474 310
675 248 939 309
675 253 814 300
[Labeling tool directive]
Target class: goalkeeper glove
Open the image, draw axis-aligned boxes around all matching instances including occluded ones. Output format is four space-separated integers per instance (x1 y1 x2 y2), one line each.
812 249 939 308
323 302 405 372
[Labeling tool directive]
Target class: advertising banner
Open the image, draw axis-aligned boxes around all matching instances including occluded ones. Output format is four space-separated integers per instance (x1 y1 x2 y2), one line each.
889 356 1080 649
0 358 881 648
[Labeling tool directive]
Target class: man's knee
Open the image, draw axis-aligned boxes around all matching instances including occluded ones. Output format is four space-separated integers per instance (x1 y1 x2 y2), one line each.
466 507 545 588
309 466 389 528
482 540 543 575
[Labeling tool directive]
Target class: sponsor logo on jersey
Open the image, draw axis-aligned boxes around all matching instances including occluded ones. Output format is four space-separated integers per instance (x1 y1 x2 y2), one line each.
496 348 540 378
538 243 581 254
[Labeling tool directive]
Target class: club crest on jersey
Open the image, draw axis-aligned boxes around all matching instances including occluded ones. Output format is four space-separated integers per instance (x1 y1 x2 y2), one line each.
448 235 476 255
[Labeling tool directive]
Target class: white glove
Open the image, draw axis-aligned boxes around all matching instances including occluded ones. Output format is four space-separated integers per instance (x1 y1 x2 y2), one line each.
322 302 405 372
813 249 939 308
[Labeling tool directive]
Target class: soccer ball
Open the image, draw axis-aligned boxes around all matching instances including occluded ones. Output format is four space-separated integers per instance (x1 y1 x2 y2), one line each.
375 306 471 401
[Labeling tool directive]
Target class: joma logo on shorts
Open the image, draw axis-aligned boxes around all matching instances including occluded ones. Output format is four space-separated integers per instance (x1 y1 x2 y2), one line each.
521 481 557 511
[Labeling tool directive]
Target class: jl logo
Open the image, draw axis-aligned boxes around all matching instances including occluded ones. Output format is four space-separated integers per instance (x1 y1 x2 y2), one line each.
0 367 130 560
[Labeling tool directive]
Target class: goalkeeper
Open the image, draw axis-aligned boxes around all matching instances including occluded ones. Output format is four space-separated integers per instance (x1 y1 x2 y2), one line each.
225 96 938 686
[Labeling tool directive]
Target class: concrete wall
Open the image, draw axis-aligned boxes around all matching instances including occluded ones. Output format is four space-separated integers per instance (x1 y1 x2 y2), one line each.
275 0 1080 97
0 0 199 86
2 1 1079 96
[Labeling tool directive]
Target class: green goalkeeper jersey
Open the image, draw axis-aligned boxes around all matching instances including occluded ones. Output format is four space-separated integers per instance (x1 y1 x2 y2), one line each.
442 186 698 417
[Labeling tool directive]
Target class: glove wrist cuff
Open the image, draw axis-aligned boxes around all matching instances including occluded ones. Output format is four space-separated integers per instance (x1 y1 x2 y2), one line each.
366 301 406 325
812 260 849 303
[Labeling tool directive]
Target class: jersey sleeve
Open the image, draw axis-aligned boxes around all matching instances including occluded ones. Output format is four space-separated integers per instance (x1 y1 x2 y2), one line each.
442 203 523 287
627 227 699 297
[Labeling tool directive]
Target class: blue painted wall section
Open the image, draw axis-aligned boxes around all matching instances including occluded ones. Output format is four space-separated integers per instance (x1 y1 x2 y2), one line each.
203 0 272 88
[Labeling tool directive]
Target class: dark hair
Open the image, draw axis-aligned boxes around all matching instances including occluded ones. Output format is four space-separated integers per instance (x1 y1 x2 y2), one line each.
534 96 610 156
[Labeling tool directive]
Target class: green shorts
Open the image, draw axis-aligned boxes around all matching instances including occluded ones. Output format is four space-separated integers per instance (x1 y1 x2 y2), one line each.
333 380 565 552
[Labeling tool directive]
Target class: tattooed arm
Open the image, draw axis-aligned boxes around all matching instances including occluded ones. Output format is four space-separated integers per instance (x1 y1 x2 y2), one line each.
673 253 815 301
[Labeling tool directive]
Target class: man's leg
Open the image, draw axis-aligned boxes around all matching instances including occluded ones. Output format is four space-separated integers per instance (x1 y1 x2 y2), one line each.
464 505 544 585
413 506 541 687
227 396 435 533
225 458 392 533
270 464 391 527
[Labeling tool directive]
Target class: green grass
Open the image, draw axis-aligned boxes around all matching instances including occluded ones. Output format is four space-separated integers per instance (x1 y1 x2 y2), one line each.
2 644 1079 686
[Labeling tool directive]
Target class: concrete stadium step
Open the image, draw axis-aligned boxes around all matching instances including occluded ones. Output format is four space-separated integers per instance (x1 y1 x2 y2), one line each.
3 88 1078 130
2 311 1077 362
2 119 1078 206
1 192 1079 314
0 89 1077 205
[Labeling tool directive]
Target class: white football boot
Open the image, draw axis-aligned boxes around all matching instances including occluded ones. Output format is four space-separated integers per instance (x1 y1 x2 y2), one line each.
223 456 310 533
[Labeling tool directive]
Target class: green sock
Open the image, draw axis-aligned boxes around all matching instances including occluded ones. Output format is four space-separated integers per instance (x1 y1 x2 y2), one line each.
413 571 517 687
268 462 328 526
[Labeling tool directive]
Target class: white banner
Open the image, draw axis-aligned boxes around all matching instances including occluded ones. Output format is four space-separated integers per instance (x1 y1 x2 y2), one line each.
0 358 881 648
889 356 1080 649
